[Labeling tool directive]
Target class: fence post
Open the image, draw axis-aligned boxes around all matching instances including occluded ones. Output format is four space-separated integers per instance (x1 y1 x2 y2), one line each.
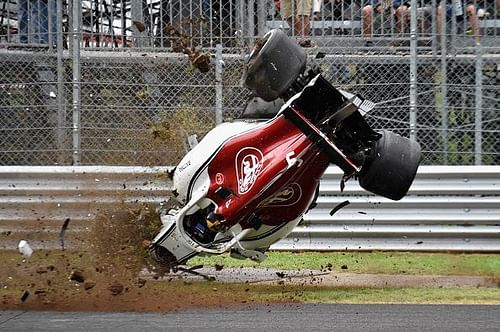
439 0 448 164
450 0 458 55
72 0 81 165
48 0 54 50
68 0 73 54
131 1 147 47
431 0 438 55
247 0 256 44
409 0 417 141
257 0 267 36
56 0 67 164
474 41 483 165
215 44 223 125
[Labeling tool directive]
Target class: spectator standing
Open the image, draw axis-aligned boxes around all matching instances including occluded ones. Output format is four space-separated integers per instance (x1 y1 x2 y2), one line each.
312 0 322 19
324 0 353 20
281 0 314 45
480 0 500 17
437 0 479 40
362 0 409 45
18 0 57 44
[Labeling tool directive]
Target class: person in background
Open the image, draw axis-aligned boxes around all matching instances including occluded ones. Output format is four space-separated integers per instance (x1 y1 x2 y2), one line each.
362 0 409 46
281 0 314 46
437 0 478 40
18 0 57 44
481 0 500 17
312 0 322 20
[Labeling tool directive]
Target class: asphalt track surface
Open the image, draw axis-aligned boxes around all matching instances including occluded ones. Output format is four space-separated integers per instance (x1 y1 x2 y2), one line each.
2 304 500 331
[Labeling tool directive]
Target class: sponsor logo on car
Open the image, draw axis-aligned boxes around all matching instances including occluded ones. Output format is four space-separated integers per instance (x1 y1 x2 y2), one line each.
235 147 264 194
261 183 303 207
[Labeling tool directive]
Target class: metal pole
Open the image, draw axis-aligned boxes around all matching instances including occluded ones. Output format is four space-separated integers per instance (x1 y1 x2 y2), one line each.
56 0 67 164
236 0 246 52
72 0 81 165
2 1 8 41
48 0 54 49
409 0 417 141
215 44 223 125
474 41 483 165
131 0 145 47
120 0 126 48
450 0 458 55
431 0 437 55
237 0 244 38
248 0 255 45
68 0 73 53
439 0 448 164
257 0 266 36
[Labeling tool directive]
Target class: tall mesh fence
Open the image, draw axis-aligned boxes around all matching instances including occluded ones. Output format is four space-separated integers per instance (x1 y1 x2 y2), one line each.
0 0 499 165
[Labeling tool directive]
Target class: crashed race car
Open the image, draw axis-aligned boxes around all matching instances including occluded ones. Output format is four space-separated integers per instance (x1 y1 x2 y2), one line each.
149 29 421 268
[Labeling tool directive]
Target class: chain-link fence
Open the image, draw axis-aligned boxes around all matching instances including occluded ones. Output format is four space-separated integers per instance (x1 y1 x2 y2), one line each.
0 0 499 165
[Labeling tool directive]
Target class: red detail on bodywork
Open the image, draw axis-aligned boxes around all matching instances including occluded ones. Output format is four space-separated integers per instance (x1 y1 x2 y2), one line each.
207 115 329 228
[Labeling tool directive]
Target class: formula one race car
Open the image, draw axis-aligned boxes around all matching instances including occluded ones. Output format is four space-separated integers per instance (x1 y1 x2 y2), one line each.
149 29 421 268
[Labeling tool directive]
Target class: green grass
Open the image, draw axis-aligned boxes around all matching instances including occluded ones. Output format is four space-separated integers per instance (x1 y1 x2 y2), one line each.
190 251 500 277
263 287 500 304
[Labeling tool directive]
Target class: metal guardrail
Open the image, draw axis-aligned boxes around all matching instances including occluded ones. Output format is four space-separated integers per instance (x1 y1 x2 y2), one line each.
275 165 500 251
1 165 499 251
0 166 173 249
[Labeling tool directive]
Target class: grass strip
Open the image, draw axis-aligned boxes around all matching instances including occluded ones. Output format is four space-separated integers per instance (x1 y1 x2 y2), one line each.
260 286 500 305
190 251 500 277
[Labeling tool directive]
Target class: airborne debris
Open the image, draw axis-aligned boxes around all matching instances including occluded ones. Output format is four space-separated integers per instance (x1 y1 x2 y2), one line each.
59 218 70 250
18 240 33 258
36 267 47 274
137 278 147 288
315 52 326 59
132 19 146 32
176 266 215 281
164 24 211 73
20 290 30 302
108 282 124 296
84 281 96 291
69 270 85 283
330 200 350 216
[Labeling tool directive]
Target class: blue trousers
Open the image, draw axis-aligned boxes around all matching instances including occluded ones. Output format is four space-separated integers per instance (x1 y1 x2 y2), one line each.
18 0 57 44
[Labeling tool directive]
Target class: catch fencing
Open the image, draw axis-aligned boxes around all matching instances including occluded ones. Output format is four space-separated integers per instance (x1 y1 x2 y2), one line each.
0 0 499 166
0 165 499 252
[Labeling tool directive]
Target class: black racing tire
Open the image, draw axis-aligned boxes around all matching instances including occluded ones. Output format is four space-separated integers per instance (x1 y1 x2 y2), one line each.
244 29 307 102
359 130 421 201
